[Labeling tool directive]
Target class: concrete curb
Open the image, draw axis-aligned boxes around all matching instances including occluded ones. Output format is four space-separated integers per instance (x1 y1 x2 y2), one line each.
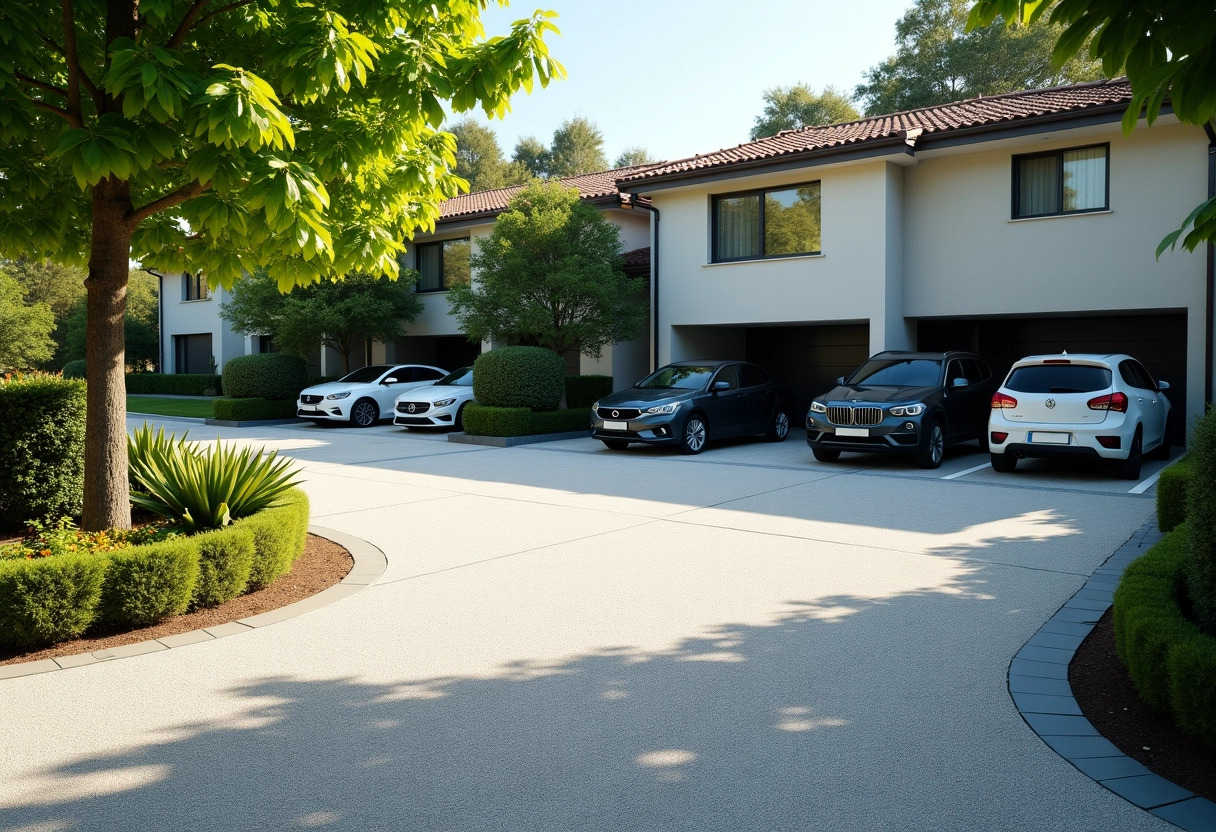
128 413 207 424
449 429 590 447
1009 520 1216 831
205 417 298 428
0 525 386 682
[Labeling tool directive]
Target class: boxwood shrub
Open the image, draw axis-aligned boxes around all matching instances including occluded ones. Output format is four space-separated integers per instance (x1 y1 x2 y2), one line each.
1157 460 1190 533
97 538 199 628
213 397 298 421
61 359 87 379
191 525 256 608
463 404 589 438
473 347 566 411
221 354 308 401
238 489 310 589
125 373 223 396
565 375 613 409
0 374 86 529
0 553 108 648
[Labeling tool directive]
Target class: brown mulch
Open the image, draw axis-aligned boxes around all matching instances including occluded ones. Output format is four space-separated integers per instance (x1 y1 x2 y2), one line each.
0 533 353 666
1069 608 1216 801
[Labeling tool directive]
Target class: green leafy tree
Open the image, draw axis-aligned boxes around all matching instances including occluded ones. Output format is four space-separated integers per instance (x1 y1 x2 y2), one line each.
62 270 160 370
3 258 88 369
613 146 656 168
968 0 1216 255
547 117 608 176
448 180 646 360
221 271 424 374
750 85 860 139
856 0 1103 115
448 118 532 192
0 271 56 371
0 2 562 529
512 135 552 178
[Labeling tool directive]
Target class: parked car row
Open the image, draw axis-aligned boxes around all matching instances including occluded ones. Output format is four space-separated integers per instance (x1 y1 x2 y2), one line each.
296 364 472 428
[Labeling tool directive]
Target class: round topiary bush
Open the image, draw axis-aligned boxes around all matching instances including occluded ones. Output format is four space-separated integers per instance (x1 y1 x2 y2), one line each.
221 353 308 401
473 346 566 411
62 359 87 379
0 374 86 529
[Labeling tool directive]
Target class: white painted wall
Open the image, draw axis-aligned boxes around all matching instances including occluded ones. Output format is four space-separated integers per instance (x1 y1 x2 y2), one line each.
159 276 245 373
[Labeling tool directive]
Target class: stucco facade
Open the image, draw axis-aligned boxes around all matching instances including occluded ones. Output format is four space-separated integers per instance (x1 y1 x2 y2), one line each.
158 274 246 374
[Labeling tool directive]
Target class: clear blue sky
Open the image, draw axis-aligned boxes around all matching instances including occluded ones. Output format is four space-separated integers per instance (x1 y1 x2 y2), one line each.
463 0 916 166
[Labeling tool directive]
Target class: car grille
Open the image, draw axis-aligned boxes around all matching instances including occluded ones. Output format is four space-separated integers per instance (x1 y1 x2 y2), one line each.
827 405 883 426
597 407 642 419
394 416 432 425
396 401 431 414
301 394 323 404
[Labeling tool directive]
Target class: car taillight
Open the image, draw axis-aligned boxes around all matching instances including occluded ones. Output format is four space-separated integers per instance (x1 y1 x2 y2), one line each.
992 392 1018 409
1087 392 1128 413
991 431 1008 444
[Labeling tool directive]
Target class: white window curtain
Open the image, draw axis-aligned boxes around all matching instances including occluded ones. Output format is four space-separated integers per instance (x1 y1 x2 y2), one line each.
716 195 760 259
1063 147 1106 212
1018 155 1059 217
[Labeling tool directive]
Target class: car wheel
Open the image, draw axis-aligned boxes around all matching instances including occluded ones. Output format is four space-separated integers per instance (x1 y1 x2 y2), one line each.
765 409 791 442
990 452 1016 473
680 414 708 455
351 398 378 428
454 403 467 432
916 420 946 469
812 447 840 463
1116 428 1143 480
602 439 630 451
1149 420 1172 461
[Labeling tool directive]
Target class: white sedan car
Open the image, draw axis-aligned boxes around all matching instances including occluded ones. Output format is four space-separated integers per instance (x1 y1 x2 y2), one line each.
392 366 476 431
297 364 448 427
988 353 1171 479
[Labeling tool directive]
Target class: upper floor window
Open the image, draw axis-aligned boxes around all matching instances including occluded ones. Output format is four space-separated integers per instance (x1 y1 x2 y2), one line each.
183 272 208 301
712 182 821 262
1013 144 1108 219
416 238 471 292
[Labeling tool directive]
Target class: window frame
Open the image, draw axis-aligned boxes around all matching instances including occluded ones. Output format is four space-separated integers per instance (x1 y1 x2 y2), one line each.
1011 143 1110 220
710 181 822 263
183 272 209 301
415 237 471 293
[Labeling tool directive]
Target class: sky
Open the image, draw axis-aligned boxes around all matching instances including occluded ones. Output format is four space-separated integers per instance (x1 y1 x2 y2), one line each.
462 0 917 167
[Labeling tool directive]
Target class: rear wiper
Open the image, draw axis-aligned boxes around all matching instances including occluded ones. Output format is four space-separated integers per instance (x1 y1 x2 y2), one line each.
1048 387 1082 393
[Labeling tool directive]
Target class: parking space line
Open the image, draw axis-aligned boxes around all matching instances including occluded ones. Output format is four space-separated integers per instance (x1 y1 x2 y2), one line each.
1128 469 1164 495
941 462 992 480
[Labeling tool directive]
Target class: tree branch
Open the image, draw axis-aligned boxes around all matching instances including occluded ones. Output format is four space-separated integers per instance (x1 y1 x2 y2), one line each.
28 98 75 124
14 73 69 100
126 181 212 228
61 0 83 124
167 0 212 50
39 34 102 109
194 0 256 32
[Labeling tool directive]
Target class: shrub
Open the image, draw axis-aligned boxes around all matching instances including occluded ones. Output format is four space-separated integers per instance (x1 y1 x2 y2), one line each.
191 525 255 608
463 404 589 437
1187 408 1216 631
238 488 310 589
97 538 198 628
473 347 565 411
212 397 297 421
0 374 86 529
124 373 222 396
61 359 86 379
565 375 614 409
221 353 308 401
0 553 108 648
528 408 591 435
1158 460 1191 533
1168 635 1216 745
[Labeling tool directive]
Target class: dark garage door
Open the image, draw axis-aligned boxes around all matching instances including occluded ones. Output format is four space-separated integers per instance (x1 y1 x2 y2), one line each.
746 324 871 418
918 313 1187 436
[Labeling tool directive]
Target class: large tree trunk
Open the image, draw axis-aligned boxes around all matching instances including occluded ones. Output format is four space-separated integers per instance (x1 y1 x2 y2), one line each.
83 178 134 531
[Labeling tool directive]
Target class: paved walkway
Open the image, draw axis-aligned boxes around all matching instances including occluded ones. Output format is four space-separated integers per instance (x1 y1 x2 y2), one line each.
0 420 1175 831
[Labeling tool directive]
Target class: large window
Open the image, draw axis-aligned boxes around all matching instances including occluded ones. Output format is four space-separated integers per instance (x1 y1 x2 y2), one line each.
183 272 208 301
416 238 471 292
1013 144 1108 219
712 182 821 262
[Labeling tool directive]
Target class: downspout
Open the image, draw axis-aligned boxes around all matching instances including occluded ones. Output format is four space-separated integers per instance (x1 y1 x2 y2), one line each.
1206 121 1215 404
621 195 660 371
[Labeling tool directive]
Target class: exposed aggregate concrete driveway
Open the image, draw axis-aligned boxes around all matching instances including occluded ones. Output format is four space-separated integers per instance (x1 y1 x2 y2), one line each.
0 418 1175 831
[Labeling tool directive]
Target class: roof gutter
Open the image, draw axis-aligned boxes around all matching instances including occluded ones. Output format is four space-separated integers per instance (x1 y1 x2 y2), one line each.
619 194 661 372
1206 121 1215 403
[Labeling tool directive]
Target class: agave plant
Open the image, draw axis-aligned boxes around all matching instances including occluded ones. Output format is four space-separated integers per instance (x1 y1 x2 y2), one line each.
128 424 302 531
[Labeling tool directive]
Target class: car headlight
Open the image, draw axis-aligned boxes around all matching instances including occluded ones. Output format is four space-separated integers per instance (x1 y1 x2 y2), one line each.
433 397 457 408
809 401 827 413
326 391 352 400
889 403 925 416
646 402 681 415
591 401 601 412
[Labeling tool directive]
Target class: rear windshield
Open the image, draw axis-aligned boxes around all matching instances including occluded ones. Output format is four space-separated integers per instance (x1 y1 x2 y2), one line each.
438 367 473 386
636 365 715 390
847 358 942 387
1005 365 1112 394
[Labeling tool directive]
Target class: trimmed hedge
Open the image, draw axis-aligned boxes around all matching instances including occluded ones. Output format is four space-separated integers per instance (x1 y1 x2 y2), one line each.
529 408 591 435
463 404 589 438
61 360 86 379
222 353 308 401
191 525 256 608
565 375 613 409
0 553 108 648
1113 524 1216 745
213 397 297 421
238 489 310 589
125 373 222 396
0 374 86 529
1189 408 1216 631
1157 460 1190 533
97 538 198 628
473 347 566 411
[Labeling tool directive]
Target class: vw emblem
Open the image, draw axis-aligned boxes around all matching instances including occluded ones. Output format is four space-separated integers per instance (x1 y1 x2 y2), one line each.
1045 398 1056 409
407 403 416 413
611 409 620 418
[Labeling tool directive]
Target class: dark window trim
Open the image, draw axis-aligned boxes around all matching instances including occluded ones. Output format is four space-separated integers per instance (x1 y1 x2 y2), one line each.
710 181 822 263
183 272 208 301
1011 142 1110 220
416 237 470 294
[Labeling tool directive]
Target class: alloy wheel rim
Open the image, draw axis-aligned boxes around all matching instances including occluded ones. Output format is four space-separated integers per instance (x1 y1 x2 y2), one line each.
775 412 789 438
686 419 705 451
931 426 944 463
354 403 375 425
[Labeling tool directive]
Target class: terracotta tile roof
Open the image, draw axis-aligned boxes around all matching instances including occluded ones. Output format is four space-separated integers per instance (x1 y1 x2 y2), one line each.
622 246 650 273
619 79 1133 185
439 164 661 221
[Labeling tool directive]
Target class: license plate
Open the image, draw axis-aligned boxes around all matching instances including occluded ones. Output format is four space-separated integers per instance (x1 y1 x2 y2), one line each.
836 427 869 437
1030 431 1070 444
300 406 318 413
603 420 628 431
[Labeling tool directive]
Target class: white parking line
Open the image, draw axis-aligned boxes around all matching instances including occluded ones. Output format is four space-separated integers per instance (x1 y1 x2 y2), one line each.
941 462 992 480
1128 470 1164 494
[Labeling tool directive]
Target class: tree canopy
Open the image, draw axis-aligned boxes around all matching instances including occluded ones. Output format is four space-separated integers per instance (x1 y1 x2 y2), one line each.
509 117 611 179
447 180 646 359
614 147 657 168
448 118 531 192
856 0 1103 115
0 270 56 372
750 85 860 139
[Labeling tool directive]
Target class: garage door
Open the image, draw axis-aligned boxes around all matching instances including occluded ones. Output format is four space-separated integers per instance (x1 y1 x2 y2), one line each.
746 324 871 418
918 313 1187 436
395 335 482 373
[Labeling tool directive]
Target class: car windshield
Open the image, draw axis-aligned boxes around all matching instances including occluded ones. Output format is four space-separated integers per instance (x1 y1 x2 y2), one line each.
437 367 473 386
847 358 942 387
635 365 716 390
1005 365 1112 394
338 365 392 384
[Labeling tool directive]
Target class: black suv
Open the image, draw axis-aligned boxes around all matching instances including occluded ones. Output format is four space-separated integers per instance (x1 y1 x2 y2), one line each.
805 350 998 469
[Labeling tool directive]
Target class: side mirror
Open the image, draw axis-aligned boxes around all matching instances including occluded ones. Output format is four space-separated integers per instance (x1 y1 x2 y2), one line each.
1157 380 1170 391
382 377 398 385
836 376 845 385
712 381 731 392
950 378 968 389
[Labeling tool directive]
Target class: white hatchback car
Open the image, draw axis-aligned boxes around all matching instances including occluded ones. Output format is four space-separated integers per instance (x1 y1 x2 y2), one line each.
392 366 476 431
297 364 448 427
988 353 1171 479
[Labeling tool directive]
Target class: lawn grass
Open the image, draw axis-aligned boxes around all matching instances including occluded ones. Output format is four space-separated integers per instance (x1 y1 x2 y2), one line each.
126 395 215 419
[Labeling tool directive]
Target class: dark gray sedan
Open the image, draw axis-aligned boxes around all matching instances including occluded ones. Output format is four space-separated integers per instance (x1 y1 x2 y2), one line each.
590 360 796 454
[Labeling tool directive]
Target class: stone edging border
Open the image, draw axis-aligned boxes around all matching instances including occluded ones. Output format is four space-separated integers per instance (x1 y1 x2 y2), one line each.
449 429 589 447
1009 520 1216 830
0 525 386 682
